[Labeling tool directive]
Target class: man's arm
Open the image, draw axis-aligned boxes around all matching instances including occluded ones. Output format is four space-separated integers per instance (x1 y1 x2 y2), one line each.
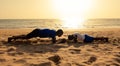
52 37 56 43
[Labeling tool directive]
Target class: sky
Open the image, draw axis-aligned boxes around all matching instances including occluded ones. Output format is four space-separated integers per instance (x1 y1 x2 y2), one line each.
0 0 120 19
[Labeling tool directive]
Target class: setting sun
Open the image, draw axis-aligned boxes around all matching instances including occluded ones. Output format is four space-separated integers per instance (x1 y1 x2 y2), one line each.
61 17 85 28
53 0 94 28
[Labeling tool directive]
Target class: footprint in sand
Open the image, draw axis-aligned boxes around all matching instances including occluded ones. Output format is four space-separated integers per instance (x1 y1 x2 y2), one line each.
83 56 97 65
58 63 71 66
0 58 6 62
112 38 120 44
109 63 120 66
93 62 106 66
114 51 120 55
74 63 85 66
0 50 5 54
29 62 52 66
7 47 16 52
117 46 120 49
14 59 26 63
113 58 120 64
48 55 61 65
69 49 81 54
16 52 24 55
113 53 120 65
105 60 120 66
7 51 24 56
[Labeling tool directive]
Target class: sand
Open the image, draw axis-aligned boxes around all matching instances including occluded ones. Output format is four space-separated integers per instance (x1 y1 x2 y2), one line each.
0 28 120 66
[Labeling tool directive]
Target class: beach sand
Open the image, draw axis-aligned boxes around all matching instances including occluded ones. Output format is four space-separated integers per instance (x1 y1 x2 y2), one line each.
0 28 120 66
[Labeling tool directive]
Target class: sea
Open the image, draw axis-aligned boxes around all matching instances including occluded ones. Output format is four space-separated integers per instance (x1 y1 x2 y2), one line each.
0 19 120 29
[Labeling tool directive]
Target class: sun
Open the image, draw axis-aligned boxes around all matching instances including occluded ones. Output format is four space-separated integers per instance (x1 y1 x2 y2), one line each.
61 17 85 28
53 0 94 28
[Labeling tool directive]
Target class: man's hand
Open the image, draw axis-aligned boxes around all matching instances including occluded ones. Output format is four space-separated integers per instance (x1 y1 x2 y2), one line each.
52 37 56 43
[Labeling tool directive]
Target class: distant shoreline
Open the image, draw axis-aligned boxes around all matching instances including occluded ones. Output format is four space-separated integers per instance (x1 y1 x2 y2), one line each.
0 19 120 29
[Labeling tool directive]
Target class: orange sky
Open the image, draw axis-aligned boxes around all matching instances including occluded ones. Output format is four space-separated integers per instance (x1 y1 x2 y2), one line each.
0 0 120 19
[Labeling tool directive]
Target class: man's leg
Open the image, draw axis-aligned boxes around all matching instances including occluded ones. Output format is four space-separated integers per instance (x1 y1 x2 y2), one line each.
8 29 40 42
26 28 40 39
8 35 27 42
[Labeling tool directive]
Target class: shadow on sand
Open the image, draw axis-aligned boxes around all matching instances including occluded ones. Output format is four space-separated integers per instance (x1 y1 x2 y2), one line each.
1 39 110 54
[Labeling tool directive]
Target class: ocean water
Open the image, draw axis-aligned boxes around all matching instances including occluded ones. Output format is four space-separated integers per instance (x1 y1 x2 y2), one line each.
84 19 120 28
0 19 120 29
0 19 62 29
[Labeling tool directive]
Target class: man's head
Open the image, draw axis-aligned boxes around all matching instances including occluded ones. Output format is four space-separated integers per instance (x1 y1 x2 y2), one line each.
68 35 74 40
56 29 63 37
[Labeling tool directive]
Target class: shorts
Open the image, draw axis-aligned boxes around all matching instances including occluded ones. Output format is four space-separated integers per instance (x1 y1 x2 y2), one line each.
26 29 41 38
84 34 94 43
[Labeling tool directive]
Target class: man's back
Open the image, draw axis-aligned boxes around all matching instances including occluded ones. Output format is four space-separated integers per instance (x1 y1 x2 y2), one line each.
38 29 56 38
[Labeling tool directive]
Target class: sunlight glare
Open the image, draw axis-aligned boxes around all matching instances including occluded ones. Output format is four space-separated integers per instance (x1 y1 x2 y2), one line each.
53 0 94 29
61 17 84 29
